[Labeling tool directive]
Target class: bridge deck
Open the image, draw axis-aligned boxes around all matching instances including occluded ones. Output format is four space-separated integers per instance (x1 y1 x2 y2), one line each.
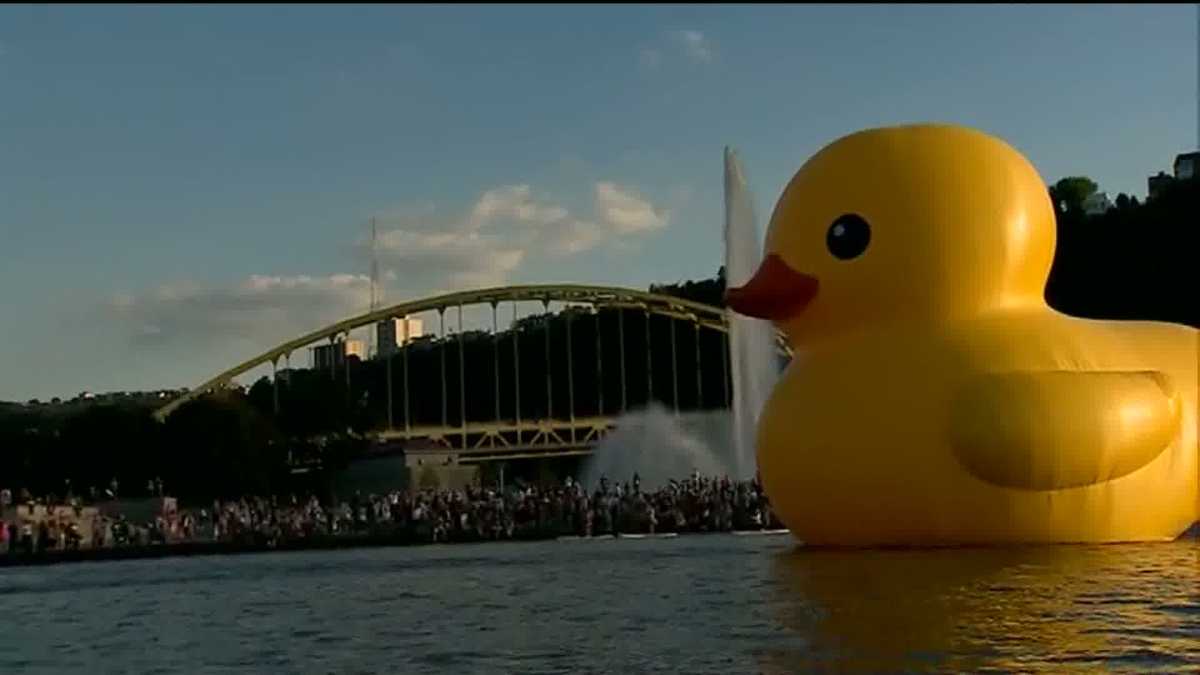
374 416 616 461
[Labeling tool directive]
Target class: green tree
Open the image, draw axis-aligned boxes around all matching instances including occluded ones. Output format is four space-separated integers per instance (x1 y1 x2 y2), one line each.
160 394 286 500
1050 176 1098 215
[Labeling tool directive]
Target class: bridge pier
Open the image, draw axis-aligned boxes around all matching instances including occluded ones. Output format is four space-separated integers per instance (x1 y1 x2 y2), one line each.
492 302 501 448
271 359 280 415
618 309 627 412
402 315 411 434
566 311 576 444
721 331 731 408
694 320 703 410
458 304 467 450
543 299 553 421
595 309 603 417
385 345 393 430
328 335 337 382
513 301 522 445
644 309 653 405
670 315 679 415
404 452 478 492
473 452 588 490
439 308 447 429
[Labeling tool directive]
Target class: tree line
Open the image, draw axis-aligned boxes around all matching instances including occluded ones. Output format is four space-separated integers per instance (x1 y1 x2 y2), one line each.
1 175 1194 501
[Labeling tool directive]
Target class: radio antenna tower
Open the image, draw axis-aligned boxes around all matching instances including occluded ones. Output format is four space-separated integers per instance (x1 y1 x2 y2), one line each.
369 216 380 313
369 216 380 357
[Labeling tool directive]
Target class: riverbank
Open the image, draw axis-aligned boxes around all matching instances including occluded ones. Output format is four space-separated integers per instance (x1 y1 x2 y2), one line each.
0 529 794 569
4 524 1195 569
0 531 552 568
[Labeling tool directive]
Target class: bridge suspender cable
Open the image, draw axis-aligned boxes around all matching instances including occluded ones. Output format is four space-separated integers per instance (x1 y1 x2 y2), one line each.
153 284 789 422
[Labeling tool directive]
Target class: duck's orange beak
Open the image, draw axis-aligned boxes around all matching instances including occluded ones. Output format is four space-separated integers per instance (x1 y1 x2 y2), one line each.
725 254 820 320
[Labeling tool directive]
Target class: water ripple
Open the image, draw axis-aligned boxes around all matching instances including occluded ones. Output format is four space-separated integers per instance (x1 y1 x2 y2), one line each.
0 537 1196 673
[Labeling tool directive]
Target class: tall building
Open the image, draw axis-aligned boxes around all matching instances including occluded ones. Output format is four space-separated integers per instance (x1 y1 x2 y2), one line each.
1148 171 1174 201
310 338 367 370
375 317 424 358
1174 151 1198 180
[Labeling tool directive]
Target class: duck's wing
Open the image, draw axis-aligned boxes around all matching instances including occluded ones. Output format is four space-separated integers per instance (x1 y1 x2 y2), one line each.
949 371 1180 490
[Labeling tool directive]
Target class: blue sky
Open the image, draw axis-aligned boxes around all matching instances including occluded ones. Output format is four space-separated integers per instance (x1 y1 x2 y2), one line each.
0 4 1196 401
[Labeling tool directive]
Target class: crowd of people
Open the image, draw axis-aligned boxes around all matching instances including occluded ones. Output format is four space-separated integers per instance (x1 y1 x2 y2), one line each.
0 473 784 557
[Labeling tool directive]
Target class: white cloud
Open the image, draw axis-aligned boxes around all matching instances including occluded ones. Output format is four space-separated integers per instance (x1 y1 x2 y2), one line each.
670 29 714 64
372 181 668 285
543 219 606 256
638 48 662 71
469 185 569 227
370 184 571 293
111 180 670 353
375 227 524 290
638 29 716 70
112 274 373 350
595 182 669 234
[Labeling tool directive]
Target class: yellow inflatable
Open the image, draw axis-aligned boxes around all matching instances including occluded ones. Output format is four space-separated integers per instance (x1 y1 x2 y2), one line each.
726 123 1198 546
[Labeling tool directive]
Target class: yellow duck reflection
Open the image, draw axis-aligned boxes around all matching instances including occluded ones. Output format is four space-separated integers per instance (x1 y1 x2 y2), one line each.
758 543 1200 673
727 124 1198 546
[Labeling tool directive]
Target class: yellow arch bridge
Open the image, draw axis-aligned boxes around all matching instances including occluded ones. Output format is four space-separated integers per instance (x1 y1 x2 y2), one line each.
155 284 788 467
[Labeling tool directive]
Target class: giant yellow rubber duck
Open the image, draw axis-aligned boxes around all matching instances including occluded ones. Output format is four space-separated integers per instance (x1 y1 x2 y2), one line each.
726 124 1198 546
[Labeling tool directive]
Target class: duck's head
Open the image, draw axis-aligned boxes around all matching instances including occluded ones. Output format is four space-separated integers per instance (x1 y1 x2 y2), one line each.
726 124 1056 343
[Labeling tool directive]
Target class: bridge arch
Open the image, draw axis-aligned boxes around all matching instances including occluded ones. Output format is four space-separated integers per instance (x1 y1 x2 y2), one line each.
154 283 789 431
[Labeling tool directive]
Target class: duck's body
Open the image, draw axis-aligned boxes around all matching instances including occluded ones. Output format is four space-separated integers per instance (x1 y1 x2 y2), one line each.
760 311 1196 545
728 124 1198 546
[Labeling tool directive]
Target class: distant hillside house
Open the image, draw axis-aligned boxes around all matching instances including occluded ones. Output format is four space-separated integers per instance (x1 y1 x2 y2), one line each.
1081 191 1112 216
1148 171 1174 200
1174 151 1198 180
1147 151 1200 201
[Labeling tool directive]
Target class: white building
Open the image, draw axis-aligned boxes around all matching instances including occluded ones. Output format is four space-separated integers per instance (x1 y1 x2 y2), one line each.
310 338 367 370
1082 191 1112 216
375 317 424 358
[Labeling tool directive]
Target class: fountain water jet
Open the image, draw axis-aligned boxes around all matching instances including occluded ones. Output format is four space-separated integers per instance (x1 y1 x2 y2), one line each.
582 404 733 491
579 148 782 488
723 147 782 481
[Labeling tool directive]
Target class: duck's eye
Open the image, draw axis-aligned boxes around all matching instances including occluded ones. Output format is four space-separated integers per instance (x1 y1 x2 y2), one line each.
826 214 871 260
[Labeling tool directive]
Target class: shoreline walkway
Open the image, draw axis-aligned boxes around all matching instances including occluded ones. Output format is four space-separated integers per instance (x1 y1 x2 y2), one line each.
0 529 794 569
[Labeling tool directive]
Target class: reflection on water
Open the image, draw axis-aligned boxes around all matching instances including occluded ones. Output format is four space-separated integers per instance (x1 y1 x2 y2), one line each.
0 537 1195 673
763 542 1200 673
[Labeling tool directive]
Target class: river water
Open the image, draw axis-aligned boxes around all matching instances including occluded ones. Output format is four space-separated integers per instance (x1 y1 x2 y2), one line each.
1 536 1197 674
